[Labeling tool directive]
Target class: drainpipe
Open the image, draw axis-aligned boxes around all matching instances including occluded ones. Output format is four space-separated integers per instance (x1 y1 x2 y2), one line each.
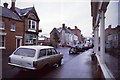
100 10 105 64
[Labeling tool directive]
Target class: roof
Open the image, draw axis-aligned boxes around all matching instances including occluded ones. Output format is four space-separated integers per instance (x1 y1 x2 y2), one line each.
15 7 33 16
0 6 22 21
57 27 73 34
15 7 40 21
57 27 62 32
19 45 54 50
50 28 59 34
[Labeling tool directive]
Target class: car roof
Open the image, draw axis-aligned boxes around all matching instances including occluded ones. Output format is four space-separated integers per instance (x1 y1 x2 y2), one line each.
18 45 54 50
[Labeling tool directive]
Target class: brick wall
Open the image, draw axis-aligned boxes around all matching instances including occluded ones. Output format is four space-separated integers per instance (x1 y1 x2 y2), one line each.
2 17 24 53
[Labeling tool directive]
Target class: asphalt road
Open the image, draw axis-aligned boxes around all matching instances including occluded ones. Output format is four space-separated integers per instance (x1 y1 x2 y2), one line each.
2 47 80 79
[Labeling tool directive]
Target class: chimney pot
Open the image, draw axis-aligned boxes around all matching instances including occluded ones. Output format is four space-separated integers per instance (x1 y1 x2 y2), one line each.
108 25 111 28
3 3 8 8
75 26 78 29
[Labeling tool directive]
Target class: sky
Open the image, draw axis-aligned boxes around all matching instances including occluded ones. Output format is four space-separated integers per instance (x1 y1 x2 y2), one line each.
1 0 92 37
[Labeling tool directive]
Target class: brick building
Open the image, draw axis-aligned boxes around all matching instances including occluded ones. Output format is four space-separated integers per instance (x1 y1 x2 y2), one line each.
0 0 40 54
71 26 84 43
50 24 84 47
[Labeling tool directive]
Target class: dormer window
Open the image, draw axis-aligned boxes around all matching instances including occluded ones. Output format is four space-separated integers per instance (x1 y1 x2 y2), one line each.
0 20 5 30
10 23 16 31
28 20 36 32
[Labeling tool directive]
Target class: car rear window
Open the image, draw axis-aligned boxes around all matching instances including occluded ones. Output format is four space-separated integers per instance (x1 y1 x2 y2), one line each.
14 48 36 57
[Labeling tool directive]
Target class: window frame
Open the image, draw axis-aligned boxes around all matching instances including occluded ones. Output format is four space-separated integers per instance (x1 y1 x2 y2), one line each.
10 23 16 31
28 19 36 31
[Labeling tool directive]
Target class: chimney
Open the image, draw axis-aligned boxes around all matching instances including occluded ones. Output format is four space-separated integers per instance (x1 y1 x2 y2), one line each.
62 24 65 29
3 3 8 8
75 26 78 29
11 0 16 11
108 25 111 29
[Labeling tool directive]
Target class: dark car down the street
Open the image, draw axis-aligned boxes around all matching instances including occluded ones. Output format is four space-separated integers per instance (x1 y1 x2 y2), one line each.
69 46 79 54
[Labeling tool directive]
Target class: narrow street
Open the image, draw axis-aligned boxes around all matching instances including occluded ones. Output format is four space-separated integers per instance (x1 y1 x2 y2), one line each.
2 47 79 79
2 47 95 79
43 49 94 78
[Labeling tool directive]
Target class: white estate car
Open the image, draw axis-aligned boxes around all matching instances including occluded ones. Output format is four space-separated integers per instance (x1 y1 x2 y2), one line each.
8 46 63 70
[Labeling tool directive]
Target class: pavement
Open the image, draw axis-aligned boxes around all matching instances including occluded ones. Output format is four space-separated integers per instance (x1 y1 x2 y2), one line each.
43 49 98 79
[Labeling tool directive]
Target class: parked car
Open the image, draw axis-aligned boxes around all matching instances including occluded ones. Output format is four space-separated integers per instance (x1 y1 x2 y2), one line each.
8 46 63 70
76 43 85 52
69 46 79 54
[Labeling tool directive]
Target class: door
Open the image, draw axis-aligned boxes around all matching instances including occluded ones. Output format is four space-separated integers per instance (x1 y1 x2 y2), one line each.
16 38 22 48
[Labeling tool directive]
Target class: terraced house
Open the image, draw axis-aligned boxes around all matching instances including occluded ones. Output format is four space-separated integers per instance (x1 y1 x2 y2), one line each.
0 0 40 54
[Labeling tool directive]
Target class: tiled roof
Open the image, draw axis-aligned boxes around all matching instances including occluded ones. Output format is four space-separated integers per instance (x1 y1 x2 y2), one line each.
15 7 33 16
0 6 22 21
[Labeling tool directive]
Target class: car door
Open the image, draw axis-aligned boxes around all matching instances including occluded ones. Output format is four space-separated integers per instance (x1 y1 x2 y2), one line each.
51 48 62 64
46 49 54 65
36 49 48 69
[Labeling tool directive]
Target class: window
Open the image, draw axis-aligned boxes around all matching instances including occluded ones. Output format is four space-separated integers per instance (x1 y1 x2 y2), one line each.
0 35 5 48
105 2 119 78
0 20 5 30
38 49 46 58
10 24 16 31
51 49 57 54
32 21 35 29
14 48 36 57
46 49 52 56
28 20 31 29
28 20 36 30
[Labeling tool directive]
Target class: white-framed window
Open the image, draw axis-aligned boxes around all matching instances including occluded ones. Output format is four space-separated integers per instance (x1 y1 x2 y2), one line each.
0 35 5 49
0 20 5 30
10 23 16 31
28 20 36 31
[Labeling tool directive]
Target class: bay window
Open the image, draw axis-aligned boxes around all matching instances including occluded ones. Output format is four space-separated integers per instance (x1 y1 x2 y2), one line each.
28 20 36 31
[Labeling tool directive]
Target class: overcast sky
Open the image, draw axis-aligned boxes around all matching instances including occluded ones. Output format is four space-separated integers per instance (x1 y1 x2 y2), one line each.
1 0 92 37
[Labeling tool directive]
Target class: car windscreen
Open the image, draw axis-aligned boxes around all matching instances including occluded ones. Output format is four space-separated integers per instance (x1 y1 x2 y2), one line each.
14 48 36 57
